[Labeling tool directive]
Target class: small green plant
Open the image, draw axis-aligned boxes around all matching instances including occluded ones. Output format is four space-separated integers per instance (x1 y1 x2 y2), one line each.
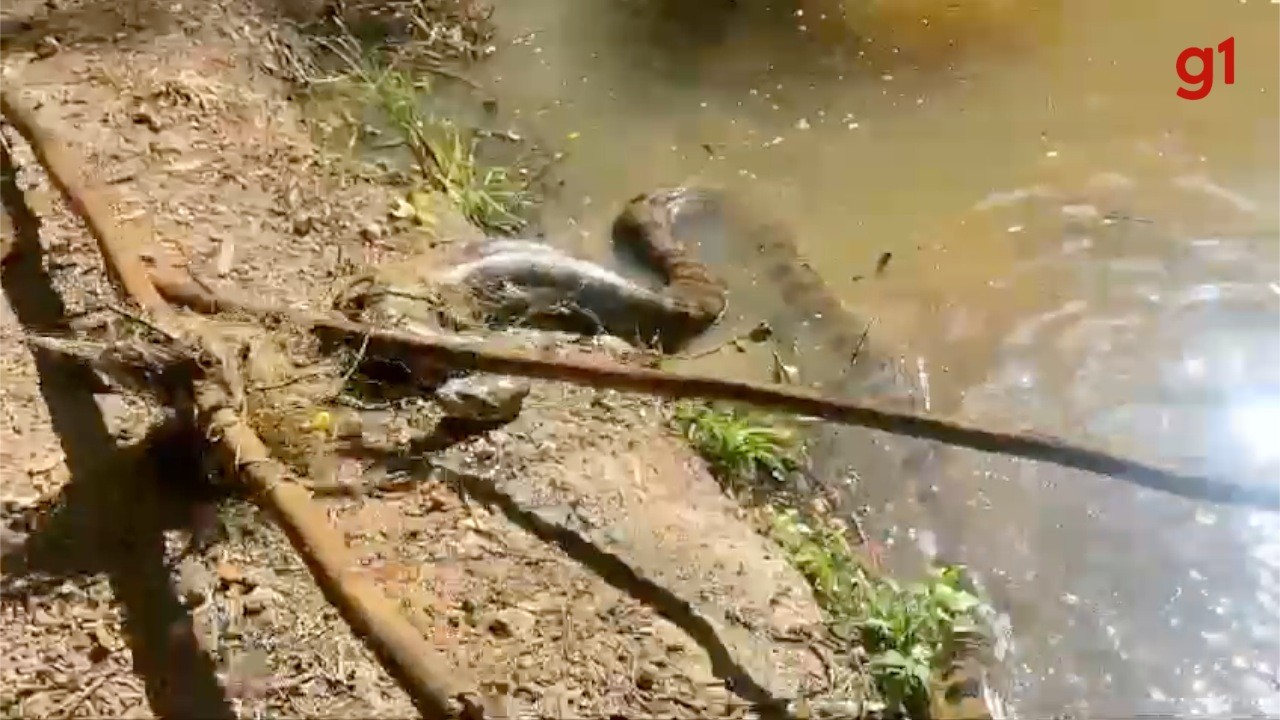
769 508 873 632
320 36 532 234
858 565 985 715
769 508 986 716
364 66 531 234
675 404 990 714
422 121 531 235
673 402 800 489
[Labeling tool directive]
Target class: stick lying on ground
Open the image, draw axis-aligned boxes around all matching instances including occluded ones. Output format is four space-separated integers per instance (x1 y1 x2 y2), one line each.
2 83 481 719
1 80 170 313
149 271 1280 511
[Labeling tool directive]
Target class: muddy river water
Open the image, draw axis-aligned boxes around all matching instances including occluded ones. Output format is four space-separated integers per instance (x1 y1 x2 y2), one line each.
469 0 1280 715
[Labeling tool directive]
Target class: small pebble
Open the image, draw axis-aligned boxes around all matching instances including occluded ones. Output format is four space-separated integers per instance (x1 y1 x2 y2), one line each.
241 586 278 615
486 608 536 638
176 557 215 607
35 36 60 59
215 561 244 586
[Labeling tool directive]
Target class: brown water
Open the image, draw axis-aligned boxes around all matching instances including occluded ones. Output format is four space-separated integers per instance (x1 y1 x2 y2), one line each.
474 0 1280 715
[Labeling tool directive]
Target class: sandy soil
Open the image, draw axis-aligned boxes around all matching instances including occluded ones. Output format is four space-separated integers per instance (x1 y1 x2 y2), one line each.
0 1 850 717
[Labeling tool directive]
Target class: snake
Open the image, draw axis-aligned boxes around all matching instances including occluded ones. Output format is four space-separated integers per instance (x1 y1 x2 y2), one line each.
344 184 1280 511
434 186 909 406
432 188 729 352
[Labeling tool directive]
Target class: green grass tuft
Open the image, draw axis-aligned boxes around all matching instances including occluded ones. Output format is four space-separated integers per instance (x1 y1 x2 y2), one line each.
422 120 532 235
674 400 989 716
769 507 987 716
315 36 533 235
673 402 800 491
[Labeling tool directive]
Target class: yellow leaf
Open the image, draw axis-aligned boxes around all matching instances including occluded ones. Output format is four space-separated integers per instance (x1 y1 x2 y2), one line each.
389 196 415 219
407 190 439 228
306 410 333 435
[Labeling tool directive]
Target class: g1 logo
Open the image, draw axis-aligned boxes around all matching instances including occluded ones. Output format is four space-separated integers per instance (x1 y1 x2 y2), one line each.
1176 37 1236 101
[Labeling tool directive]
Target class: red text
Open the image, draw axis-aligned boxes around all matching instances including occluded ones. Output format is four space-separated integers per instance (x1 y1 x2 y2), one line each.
1177 37 1236 101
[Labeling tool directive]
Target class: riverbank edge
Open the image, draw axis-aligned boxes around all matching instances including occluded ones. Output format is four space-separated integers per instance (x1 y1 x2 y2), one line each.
254 2 1002 716
0 0 997 715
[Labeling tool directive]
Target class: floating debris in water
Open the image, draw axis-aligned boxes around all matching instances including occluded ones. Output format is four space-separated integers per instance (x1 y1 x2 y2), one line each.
917 356 932 412
794 118 810 130
771 350 799 385
747 322 773 342
875 251 893 275
1061 204 1100 220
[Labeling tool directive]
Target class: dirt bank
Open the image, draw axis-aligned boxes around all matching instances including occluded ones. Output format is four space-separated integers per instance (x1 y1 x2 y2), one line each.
0 0 875 717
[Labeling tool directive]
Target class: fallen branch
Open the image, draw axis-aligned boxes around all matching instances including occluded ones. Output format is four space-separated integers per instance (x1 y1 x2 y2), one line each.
151 271 1280 512
2 81 482 718
193 379 478 718
22 333 200 401
1 82 170 315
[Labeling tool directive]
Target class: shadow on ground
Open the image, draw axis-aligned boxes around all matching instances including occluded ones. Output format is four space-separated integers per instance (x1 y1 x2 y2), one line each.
0 143 235 720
